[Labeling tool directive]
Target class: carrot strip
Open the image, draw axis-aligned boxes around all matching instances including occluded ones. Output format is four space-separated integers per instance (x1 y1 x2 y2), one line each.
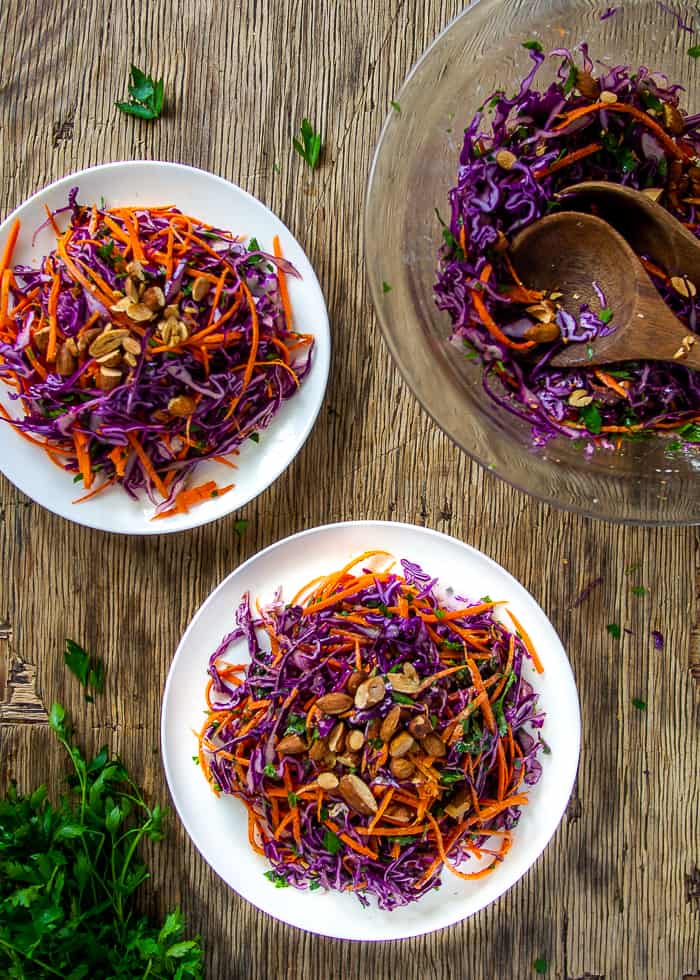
0 220 20 289
594 369 630 400
367 788 395 834
466 657 496 734
505 610 544 674
73 430 93 490
127 432 169 499
471 264 536 351
46 270 61 362
533 141 602 179
273 235 293 329
553 101 686 160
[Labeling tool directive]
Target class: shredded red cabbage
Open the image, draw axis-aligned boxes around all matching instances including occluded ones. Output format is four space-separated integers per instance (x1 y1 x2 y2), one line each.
198 556 546 909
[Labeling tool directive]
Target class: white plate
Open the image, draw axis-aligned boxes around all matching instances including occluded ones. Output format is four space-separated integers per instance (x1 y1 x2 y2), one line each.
161 521 580 940
0 162 330 534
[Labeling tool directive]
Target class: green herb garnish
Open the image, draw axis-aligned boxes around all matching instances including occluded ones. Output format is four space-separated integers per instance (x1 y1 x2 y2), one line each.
689 45 700 57
606 623 621 639
439 770 464 785
631 585 648 597
264 870 290 888
234 519 249 536
599 307 613 324
392 692 415 705
382 281 392 293
63 639 105 703
522 40 543 52
115 65 165 120
390 100 401 114
263 764 278 778
632 697 647 711
293 118 322 169
533 957 549 975
284 713 306 735
579 402 602 434
322 829 342 854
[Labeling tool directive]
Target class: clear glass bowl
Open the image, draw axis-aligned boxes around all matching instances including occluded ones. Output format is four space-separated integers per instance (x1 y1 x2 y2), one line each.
365 0 700 525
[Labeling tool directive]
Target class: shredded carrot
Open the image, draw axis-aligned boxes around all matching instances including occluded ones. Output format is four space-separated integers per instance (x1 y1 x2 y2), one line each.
594 369 630 400
73 430 93 490
471 264 536 351
533 141 602 179
505 610 544 674
127 432 168 499
553 101 686 160
0 219 20 284
272 235 293 329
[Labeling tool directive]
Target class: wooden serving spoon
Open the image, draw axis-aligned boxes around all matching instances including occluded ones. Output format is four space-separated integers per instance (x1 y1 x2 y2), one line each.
556 179 700 282
510 211 700 370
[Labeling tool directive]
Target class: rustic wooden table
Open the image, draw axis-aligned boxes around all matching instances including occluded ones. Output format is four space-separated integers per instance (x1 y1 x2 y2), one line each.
1 1 699 977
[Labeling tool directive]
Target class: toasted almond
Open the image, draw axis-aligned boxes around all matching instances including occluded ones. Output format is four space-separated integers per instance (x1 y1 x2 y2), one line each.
384 804 412 825
123 352 138 367
317 772 339 791
336 752 361 768
125 277 141 303
164 304 180 319
673 346 688 359
110 296 133 313
445 787 471 820
354 676 386 710
526 301 557 324
389 673 419 695
575 69 600 101
316 692 354 715
380 705 402 744
276 733 307 755
89 329 130 358
683 334 696 348
495 149 517 170
126 260 145 282
97 366 123 392
77 327 102 354
126 302 157 322
327 721 346 754
122 336 142 356
65 337 79 357
671 275 697 298
96 350 122 368
599 90 617 104
524 322 561 344
33 326 51 353
347 670 369 696
161 318 189 347
168 395 197 417
142 285 166 312
641 187 664 203
663 102 685 136
192 276 211 302
568 389 594 408
309 739 329 762
390 757 415 780
338 774 378 816
56 343 77 376
420 733 447 758
347 730 365 752
408 714 433 739
389 731 415 758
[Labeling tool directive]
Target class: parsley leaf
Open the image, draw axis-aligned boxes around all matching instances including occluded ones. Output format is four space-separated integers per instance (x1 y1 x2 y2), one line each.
678 422 700 443
522 40 543 52
579 402 602 434
284 713 307 735
293 118 323 169
264 870 290 888
533 957 549 974
599 307 614 324
263 763 278 778
63 639 105 702
390 100 401 113
382 280 392 293
115 64 165 121
606 623 621 639
689 44 700 57
439 770 464 785
234 518 249 536
391 692 415 705
322 829 342 854
632 697 647 711
631 585 648 597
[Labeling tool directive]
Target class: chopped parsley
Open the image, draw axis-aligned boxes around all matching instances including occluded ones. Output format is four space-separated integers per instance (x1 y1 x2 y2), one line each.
322 829 342 854
606 623 621 639
632 697 647 711
293 118 322 169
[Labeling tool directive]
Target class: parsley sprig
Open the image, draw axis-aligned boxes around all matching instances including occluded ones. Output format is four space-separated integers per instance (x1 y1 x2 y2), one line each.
293 119 323 169
0 704 203 977
116 65 165 120
63 638 105 703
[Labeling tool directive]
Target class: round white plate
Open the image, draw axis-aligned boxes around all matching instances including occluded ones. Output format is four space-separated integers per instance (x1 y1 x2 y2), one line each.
161 520 581 940
0 162 330 534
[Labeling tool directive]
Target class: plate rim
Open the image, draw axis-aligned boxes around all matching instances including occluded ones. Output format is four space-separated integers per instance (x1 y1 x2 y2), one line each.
160 519 581 940
0 160 331 535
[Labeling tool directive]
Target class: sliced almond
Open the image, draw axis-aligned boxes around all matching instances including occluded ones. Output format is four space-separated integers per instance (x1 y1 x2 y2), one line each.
568 389 594 408
389 673 419 695
123 352 138 368
379 705 402 744
276 733 307 755
671 275 697 298
389 731 415 758
89 329 130 359
408 714 433 739
110 296 133 313
168 395 197 417
96 350 122 368
338 774 378 816
97 366 123 392
126 303 157 323
445 787 471 820
354 676 386 710
641 187 663 203
33 326 51 353
125 277 141 303
390 757 415 780
192 276 211 302
524 322 561 344
347 670 369 696
77 327 102 354
327 721 346 753
164 304 180 319
346 730 365 752
65 337 79 357
126 260 145 282
336 752 361 768
309 739 329 763
122 336 142 356
384 804 412 825
316 692 354 715
495 149 517 170
420 733 447 758
599 90 617 104
142 285 166 312
575 69 600 101
161 318 189 347
317 772 339 791
56 343 77 377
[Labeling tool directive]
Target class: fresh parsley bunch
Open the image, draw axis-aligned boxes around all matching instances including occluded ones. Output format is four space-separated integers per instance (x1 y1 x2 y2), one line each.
0 704 203 978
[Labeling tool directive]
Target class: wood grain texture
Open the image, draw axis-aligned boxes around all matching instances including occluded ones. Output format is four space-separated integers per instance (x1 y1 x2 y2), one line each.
0 1 698 977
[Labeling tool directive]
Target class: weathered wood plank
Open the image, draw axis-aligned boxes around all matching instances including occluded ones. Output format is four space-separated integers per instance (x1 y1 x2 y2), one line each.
0 1 698 977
